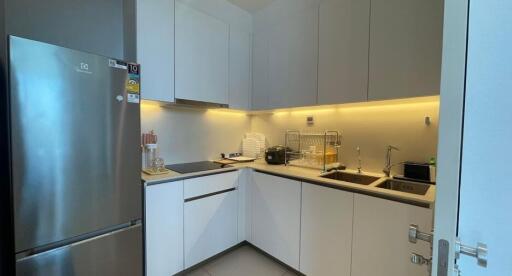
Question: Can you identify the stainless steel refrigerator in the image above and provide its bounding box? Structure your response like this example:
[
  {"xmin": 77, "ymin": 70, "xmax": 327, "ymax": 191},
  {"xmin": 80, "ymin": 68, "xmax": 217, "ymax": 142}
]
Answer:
[{"xmin": 9, "ymin": 36, "xmax": 143, "ymax": 275}]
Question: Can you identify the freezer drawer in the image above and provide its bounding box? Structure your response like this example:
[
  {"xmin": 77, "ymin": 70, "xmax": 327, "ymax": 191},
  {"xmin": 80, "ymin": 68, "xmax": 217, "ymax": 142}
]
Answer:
[{"xmin": 16, "ymin": 224, "xmax": 142, "ymax": 276}]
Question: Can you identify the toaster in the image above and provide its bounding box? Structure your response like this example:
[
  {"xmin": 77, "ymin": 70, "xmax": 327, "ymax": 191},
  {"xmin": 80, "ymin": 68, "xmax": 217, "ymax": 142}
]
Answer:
[{"xmin": 265, "ymin": 146, "xmax": 287, "ymax": 165}]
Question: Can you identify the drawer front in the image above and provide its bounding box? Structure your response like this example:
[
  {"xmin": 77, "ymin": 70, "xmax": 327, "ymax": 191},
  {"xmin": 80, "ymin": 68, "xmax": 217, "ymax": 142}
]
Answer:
[
  {"xmin": 184, "ymin": 190, "xmax": 238, "ymax": 268},
  {"xmin": 184, "ymin": 171, "xmax": 238, "ymax": 199}
]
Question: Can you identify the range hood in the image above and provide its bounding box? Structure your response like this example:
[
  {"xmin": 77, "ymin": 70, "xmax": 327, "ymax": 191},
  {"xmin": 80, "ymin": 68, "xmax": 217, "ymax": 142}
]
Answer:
[{"xmin": 175, "ymin": 98, "xmax": 229, "ymax": 109}]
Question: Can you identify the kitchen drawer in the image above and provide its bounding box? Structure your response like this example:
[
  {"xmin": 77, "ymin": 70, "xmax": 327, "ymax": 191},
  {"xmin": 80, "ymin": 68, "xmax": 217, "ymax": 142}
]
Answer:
[
  {"xmin": 184, "ymin": 189, "xmax": 238, "ymax": 268},
  {"xmin": 184, "ymin": 171, "xmax": 238, "ymax": 199}
]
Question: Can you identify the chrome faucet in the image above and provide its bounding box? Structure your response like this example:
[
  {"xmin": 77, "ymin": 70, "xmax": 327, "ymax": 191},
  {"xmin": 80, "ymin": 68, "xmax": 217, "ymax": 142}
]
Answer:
[{"xmin": 383, "ymin": 145, "xmax": 400, "ymax": 177}]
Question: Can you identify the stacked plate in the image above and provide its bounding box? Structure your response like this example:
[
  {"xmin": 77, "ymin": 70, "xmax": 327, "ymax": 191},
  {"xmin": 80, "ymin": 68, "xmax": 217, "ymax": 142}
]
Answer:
[{"xmin": 242, "ymin": 133, "xmax": 266, "ymax": 158}]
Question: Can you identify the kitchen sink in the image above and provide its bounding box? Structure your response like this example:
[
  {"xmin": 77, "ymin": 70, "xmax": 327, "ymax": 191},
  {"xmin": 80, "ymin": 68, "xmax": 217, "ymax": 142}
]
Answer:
[
  {"xmin": 376, "ymin": 179, "xmax": 431, "ymax": 195},
  {"xmin": 320, "ymin": 171, "xmax": 380, "ymax": 185}
]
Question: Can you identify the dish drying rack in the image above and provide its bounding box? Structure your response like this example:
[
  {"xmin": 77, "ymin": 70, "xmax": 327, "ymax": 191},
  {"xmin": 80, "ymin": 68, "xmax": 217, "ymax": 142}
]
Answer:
[{"xmin": 285, "ymin": 130, "xmax": 341, "ymax": 172}]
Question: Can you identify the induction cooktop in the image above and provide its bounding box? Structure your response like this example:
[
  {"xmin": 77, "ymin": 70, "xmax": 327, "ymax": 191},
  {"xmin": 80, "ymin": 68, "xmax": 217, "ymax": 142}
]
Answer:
[{"xmin": 165, "ymin": 161, "xmax": 232, "ymax": 174}]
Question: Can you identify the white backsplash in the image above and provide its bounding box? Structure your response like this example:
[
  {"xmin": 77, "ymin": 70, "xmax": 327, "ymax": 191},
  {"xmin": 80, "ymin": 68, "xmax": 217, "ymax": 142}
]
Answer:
[
  {"xmin": 141, "ymin": 104, "xmax": 251, "ymax": 165},
  {"xmin": 142, "ymin": 98, "xmax": 439, "ymax": 175},
  {"xmin": 250, "ymin": 99, "xmax": 440, "ymax": 175}
]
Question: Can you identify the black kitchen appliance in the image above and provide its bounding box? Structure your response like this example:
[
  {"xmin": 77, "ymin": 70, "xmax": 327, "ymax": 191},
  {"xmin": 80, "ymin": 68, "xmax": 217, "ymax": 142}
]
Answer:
[
  {"xmin": 265, "ymin": 146, "xmax": 287, "ymax": 165},
  {"xmin": 165, "ymin": 161, "xmax": 232, "ymax": 174},
  {"xmin": 403, "ymin": 162, "xmax": 433, "ymax": 183}
]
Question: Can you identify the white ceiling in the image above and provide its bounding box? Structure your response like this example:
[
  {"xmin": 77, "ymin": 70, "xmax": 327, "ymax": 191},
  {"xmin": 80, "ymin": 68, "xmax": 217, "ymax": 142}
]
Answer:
[{"xmin": 227, "ymin": 0, "xmax": 275, "ymax": 13}]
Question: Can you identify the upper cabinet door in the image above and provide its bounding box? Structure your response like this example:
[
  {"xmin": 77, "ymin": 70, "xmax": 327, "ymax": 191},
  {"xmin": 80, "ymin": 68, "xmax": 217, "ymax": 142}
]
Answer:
[
  {"xmin": 252, "ymin": 0, "xmax": 318, "ymax": 109},
  {"xmin": 251, "ymin": 30, "xmax": 270, "ymax": 110},
  {"xmin": 229, "ymin": 29, "xmax": 252, "ymax": 110},
  {"xmin": 268, "ymin": 4, "xmax": 318, "ymax": 109},
  {"xmin": 175, "ymin": 1, "xmax": 229, "ymax": 105},
  {"xmin": 137, "ymin": 0, "xmax": 175, "ymax": 102},
  {"xmin": 368, "ymin": 0, "xmax": 444, "ymax": 101},
  {"xmin": 317, "ymin": 0, "xmax": 370, "ymax": 105}
]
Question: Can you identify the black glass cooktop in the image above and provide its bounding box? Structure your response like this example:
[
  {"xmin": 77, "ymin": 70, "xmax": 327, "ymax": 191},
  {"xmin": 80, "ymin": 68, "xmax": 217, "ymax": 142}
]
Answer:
[{"xmin": 165, "ymin": 161, "xmax": 232, "ymax": 174}]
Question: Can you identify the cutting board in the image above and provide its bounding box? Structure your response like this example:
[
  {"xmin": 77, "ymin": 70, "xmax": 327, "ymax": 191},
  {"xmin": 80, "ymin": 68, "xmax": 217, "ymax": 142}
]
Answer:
[{"xmin": 227, "ymin": 156, "xmax": 256, "ymax": 162}]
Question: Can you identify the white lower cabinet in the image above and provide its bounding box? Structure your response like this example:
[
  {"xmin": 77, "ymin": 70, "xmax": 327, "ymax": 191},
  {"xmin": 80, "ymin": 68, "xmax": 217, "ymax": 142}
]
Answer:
[
  {"xmin": 145, "ymin": 171, "xmax": 434, "ymax": 276},
  {"xmin": 251, "ymin": 172, "xmax": 301, "ymax": 270},
  {"xmin": 145, "ymin": 181, "xmax": 184, "ymax": 276},
  {"xmin": 237, "ymin": 169, "xmax": 252, "ymax": 243},
  {"xmin": 184, "ymin": 189, "xmax": 238, "ymax": 268},
  {"xmin": 300, "ymin": 184, "xmax": 354, "ymax": 276},
  {"xmin": 351, "ymin": 194, "xmax": 433, "ymax": 276}
]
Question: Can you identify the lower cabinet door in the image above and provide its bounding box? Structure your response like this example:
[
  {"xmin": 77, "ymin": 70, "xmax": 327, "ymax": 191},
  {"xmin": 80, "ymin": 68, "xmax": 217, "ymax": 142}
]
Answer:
[
  {"xmin": 351, "ymin": 194, "xmax": 433, "ymax": 276},
  {"xmin": 184, "ymin": 190, "xmax": 238, "ymax": 268},
  {"xmin": 251, "ymin": 172, "xmax": 301, "ymax": 270},
  {"xmin": 300, "ymin": 184, "xmax": 354, "ymax": 276},
  {"xmin": 145, "ymin": 181, "xmax": 184, "ymax": 276}
]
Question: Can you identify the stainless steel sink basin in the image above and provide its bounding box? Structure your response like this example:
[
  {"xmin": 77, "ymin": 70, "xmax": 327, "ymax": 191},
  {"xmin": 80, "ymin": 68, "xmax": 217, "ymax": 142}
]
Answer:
[
  {"xmin": 320, "ymin": 171, "xmax": 380, "ymax": 185},
  {"xmin": 376, "ymin": 179, "xmax": 431, "ymax": 195}
]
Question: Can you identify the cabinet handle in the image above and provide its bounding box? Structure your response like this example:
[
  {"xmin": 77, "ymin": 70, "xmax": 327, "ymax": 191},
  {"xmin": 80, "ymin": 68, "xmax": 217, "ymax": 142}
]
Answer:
[{"xmin": 184, "ymin": 187, "xmax": 236, "ymax": 202}]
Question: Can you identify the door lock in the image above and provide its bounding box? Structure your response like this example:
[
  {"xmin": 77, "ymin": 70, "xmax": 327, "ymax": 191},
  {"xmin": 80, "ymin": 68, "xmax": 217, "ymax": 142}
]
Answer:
[
  {"xmin": 455, "ymin": 239, "xmax": 488, "ymax": 268},
  {"xmin": 411, "ymin": 253, "xmax": 431, "ymax": 266}
]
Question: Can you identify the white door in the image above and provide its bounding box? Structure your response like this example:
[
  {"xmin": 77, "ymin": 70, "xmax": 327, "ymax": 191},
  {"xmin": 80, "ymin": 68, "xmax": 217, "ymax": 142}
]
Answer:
[
  {"xmin": 145, "ymin": 182, "xmax": 184, "ymax": 276},
  {"xmin": 433, "ymin": 0, "xmax": 512, "ymax": 275},
  {"xmin": 300, "ymin": 184, "xmax": 353, "ymax": 276},
  {"xmin": 251, "ymin": 172, "xmax": 301, "ymax": 270},
  {"xmin": 352, "ymin": 195, "xmax": 432, "ymax": 276}
]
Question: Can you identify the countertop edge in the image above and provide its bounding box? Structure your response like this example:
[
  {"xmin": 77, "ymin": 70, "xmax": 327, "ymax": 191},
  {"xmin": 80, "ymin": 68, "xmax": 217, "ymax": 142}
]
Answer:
[{"xmin": 142, "ymin": 163, "xmax": 435, "ymax": 208}]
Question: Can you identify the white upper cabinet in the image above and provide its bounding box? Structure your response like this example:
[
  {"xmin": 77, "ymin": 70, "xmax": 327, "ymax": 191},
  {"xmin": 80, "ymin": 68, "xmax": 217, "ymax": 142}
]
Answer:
[
  {"xmin": 317, "ymin": 0, "xmax": 370, "ymax": 105},
  {"xmin": 175, "ymin": 1, "xmax": 229, "ymax": 105},
  {"xmin": 368, "ymin": 0, "xmax": 444, "ymax": 101},
  {"xmin": 252, "ymin": 0, "xmax": 318, "ymax": 109},
  {"xmin": 251, "ymin": 30, "xmax": 270, "ymax": 110},
  {"xmin": 136, "ymin": 0, "xmax": 175, "ymax": 103},
  {"xmin": 229, "ymin": 29, "xmax": 252, "ymax": 110}
]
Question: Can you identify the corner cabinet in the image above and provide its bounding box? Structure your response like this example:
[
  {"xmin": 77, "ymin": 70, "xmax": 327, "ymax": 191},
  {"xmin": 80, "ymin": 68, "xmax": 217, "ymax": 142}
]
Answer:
[
  {"xmin": 250, "ymin": 172, "xmax": 301, "ymax": 270},
  {"xmin": 300, "ymin": 184, "xmax": 354, "ymax": 276},
  {"xmin": 136, "ymin": 0, "xmax": 175, "ymax": 103},
  {"xmin": 229, "ymin": 29, "xmax": 252, "ymax": 110},
  {"xmin": 351, "ymin": 194, "xmax": 433, "ymax": 276},
  {"xmin": 145, "ymin": 181, "xmax": 184, "ymax": 276},
  {"xmin": 368, "ymin": 0, "xmax": 444, "ymax": 101}
]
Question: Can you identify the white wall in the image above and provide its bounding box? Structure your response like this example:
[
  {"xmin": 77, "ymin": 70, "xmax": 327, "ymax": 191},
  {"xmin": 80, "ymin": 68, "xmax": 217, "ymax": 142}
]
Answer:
[
  {"xmin": 141, "ymin": 104, "xmax": 251, "ymax": 164},
  {"xmin": 251, "ymin": 98, "xmax": 439, "ymax": 174}
]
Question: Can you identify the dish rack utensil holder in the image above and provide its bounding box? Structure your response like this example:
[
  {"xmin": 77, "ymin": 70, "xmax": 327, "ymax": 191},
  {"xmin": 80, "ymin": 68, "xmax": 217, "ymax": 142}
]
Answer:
[{"xmin": 285, "ymin": 130, "xmax": 341, "ymax": 172}]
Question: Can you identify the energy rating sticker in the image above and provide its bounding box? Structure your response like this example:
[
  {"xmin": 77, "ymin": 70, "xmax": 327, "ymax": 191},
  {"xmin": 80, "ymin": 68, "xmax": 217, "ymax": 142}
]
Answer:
[{"xmin": 126, "ymin": 63, "xmax": 140, "ymax": 103}]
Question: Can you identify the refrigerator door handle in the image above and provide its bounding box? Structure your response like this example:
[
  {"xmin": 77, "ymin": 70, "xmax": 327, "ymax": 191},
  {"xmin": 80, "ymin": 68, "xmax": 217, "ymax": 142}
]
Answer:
[{"xmin": 16, "ymin": 222, "xmax": 141, "ymax": 261}]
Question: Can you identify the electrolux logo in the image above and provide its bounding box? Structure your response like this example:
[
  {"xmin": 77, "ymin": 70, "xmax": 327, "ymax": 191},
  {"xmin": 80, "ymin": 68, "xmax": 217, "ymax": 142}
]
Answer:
[{"xmin": 75, "ymin": 62, "xmax": 92, "ymax": 74}]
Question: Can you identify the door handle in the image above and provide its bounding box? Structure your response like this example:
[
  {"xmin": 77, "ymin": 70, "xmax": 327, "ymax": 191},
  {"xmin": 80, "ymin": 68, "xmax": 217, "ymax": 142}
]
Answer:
[
  {"xmin": 455, "ymin": 239, "xmax": 488, "ymax": 268},
  {"xmin": 409, "ymin": 224, "xmax": 433, "ymax": 244}
]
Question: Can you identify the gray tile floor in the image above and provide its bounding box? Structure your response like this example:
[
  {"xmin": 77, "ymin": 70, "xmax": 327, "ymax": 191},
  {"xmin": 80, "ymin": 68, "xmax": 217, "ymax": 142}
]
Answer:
[{"xmin": 185, "ymin": 245, "xmax": 299, "ymax": 276}]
